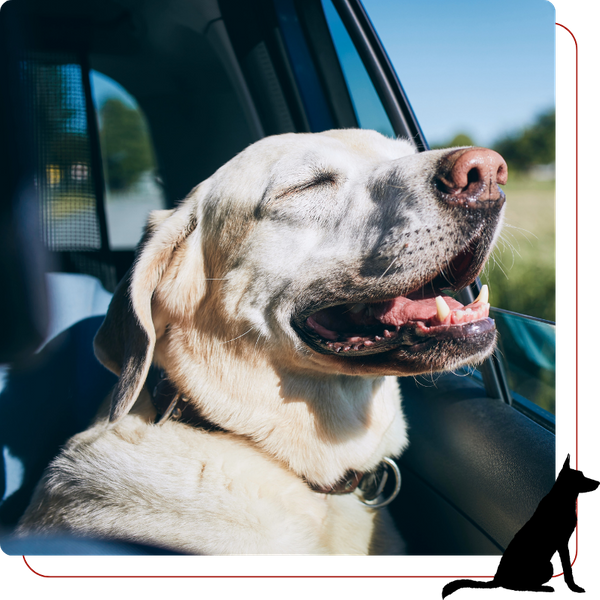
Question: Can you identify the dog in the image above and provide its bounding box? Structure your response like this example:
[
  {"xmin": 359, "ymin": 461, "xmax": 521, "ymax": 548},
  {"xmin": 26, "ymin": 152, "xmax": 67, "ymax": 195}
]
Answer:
[{"xmin": 17, "ymin": 129, "xmax": 507, "ymax": 554}]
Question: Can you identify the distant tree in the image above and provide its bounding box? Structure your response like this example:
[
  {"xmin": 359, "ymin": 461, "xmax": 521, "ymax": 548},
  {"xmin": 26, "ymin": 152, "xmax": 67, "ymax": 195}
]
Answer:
[
  {"xmin": 447, "ymin": 133, "xmax": 476, "ymax": 148},
  {"xmin": 493, "ymin": 109, "xmax": 555, "ymax": 173},
  {"xmin": 430, "ymin": 132, "xmax": 476, "ymax": 149},
  {"xmin": 99, "ymin": 98, "xmax": 154, "ymax": 191}
]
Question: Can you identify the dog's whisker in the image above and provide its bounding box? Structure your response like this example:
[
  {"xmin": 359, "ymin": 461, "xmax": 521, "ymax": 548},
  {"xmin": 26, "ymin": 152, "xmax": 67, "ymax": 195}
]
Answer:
[
  {"xmin": 498, "ymin": 233, "xmax": 524, "ymax": 256},
  {"xmin": 413, "ymin": 369, "xmax": 441, "ymax": 388},
  {"xmin": 494, "ymin": 227, "xmax": 537, "ymax": 268},
  {"xmin": 493, "ymin": 339, "xmax": 507, "ymax": 363},
  {"xmin": 494, "ymin": 255, "xmax": 511, "ymax": 280},
  {"xmin": 220, "ymin": 327, "xmax": 255, "ymax": 344},
  {"xmin": 486, "ymin": 246, "xmax": 514, "ymax": 268},
  {"xmin": 503, "ymin": 222, "xmax": 538, "ymax": 241},
  {"xmin": 378, "ymin": 257, "xmax": 398, "ymax": 281},
  {"xmin": 449, "ymin": 365, "xmax": 475, "ymax": 378},
  {"xmin": 486, "ymin": 249, "xmax": 511, "ymax": 280},
  {"xmin": 495, "ymin": 233, "xmax": 508, "ymax": 250},
  {"xmin": 253, "ymin": 332, "xmax": 268, "ymax": 352},
  {"xmin": 412, "ymin": 375, "xmax": 434, "ymax": 389}
]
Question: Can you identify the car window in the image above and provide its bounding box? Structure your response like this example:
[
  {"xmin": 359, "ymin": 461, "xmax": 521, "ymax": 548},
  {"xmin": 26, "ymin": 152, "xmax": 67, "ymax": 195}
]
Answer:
[
  {"xmin": 90, "ymin": 71, "xmax": 167, "ymax": 251},
  {"xmin": 19, "ymin": 53, "xmax": 103, "ymax": 252},
  {"xmin": 457, "ymin": 307, "xmax": 555, "ymax": 415},
  {"xmin": 319, "ymin": 0, "xmax": 555, "ymax": 421},
  {"xmin": 320, "ymin": 0, "xmax": 394, "ymax": 138}
]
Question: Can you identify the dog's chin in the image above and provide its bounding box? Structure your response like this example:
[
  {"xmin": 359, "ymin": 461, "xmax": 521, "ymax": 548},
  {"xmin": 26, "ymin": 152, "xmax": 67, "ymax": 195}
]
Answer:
[{"xmin": 351, "ymin": 326, "xmax": 497, "ymax": 376}]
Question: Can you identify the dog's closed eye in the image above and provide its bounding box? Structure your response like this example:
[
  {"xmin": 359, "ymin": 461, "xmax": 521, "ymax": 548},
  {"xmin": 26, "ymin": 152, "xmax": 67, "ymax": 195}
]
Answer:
[{"xmin": 274, "ymin": 171, "xmax": 338, "ymax": 201}]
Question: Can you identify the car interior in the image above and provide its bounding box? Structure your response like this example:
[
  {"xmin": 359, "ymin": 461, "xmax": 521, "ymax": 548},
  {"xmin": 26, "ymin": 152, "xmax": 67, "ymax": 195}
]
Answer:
[{"xmin": 0, "ymin": 0, "xmax": 555, "ymax": 555}]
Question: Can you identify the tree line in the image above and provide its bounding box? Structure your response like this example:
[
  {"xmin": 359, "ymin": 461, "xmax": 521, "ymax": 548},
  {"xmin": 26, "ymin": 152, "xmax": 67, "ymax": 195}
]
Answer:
[{"xmin": 432, "ymin": 108, "xmax": 555, "ymax": 175}]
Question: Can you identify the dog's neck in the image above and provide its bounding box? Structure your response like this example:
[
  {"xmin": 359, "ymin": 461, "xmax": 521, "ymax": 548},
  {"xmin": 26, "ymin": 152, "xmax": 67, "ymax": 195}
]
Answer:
[{"xmin": 153, "ymin": 328, "xmax": 408, "ymax": 488}]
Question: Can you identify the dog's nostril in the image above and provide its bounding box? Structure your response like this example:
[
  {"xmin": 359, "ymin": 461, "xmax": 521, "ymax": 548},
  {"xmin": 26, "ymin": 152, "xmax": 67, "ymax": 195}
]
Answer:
[
  {"xmin": 496, "ymin": 162, "xmax": 508, "ymax": 186},
  {"xmin": 467, "ymin": 167, "xmax": 481, "ymax": 185},
  {"xmin": 437, "ymin": 147, "xmax": 508, "ymax": 205}
]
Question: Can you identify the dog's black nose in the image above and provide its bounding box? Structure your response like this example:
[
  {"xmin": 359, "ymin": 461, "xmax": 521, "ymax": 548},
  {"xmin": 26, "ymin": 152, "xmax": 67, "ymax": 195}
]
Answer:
[{"xmin": 435, "ymin": 148, "xmax": 508, "ymax": 208}]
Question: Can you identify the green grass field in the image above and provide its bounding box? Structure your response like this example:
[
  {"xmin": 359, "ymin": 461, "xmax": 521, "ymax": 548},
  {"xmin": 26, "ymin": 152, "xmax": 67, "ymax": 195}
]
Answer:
[{"xmin": 481, "ymin": 175, "xmax": 555, "ymax": 322}]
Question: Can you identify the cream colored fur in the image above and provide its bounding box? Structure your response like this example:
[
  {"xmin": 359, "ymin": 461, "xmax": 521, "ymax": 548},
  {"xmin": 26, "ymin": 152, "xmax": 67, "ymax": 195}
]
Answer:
[{"xmin": 18, "ymin": 129, "xmax": 501, "ymax": 554}]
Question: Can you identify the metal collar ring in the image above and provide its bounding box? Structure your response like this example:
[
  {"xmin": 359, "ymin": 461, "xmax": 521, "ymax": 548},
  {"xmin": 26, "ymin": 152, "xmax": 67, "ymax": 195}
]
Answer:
[{"xmin": 357, "ymin": 457, "xmax": 401, "ymax": 509}]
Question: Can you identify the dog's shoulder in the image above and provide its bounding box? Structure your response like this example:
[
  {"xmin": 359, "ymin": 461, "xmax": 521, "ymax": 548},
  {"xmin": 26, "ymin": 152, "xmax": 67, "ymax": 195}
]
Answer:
[{"xmin": 18, "ymin": 400, "xmax": 374, "ymax": 554}]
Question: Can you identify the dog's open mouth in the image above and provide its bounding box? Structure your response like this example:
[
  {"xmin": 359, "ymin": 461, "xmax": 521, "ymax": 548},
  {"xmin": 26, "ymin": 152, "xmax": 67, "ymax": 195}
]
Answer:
[
  {"xmin": 294, "ymin": 244, "xmax": 495, "ymax": 357},
  {"xmin": 304, "ymin": 291, "xmax": 492, "ymax": 355}
]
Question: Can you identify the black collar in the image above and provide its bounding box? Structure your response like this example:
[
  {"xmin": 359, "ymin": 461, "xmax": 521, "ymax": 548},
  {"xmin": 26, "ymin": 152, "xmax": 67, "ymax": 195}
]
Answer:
[
  {"xmin": 145, "ymin": 367, "xmax": 400, "ymax": 503},
  {"xmin": 147, "ymin": 367, "xmax": 223, "ymax": 431}
]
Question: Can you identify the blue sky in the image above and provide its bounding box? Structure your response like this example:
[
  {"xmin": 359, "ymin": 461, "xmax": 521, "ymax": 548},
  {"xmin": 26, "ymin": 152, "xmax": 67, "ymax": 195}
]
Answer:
[
  {"xmin": 90, "ymin": 71, "xmax": 137, "ymax": 112},
  {"xmin": 362, "ymin": 0, "xmax": 555, "ymax": 147}
]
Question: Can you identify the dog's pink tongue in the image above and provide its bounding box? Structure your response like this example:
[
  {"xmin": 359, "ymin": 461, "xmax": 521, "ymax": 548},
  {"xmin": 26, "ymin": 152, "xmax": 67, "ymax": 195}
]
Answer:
[{"xmin": 373, "ymin": 296, "xmax": 464, "ymax": 326}]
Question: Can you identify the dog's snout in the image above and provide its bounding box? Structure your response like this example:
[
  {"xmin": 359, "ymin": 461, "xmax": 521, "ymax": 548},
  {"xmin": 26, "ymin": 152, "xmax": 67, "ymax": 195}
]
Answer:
[{"xmin": 435, "ymin": 148, "xmax": 508, "ymax": 208}]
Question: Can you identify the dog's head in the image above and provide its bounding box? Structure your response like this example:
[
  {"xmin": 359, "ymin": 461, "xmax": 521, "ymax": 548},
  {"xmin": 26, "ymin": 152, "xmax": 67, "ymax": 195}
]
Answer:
[{"xmin": 95, "ymin": 129, "xmax": 507, "ymax": 422}]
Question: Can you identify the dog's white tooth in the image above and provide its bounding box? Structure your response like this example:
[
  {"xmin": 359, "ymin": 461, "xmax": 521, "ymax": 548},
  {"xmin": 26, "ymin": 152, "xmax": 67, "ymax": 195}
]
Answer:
[
  {"xmin": 474, "ymin": 284, "xmax": 489, "ymax": 304},
  {"xmin": 375, "ymin": 336, "xmax": 383, "ymax": 342},
  {"xmin": 349, "ymin": 303, "xmax": 366, "ymax": 314},
  {"xmin": 435, "ymin": 296, "xmax": 451, "ymax": 322},
  {"xmin": 383, "ymin": 329, "xmax": 392, "ymax": 338}
]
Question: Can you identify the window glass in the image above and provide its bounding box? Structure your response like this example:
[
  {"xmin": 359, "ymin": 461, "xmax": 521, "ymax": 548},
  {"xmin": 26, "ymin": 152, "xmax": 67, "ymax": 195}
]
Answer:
[
  {"xmin": 492, "ymin": 309, "xmax": 555, "ymax": 414},
  {"xmin": 90, "ymin": 71, "xmax": 166, "ymax": 250},
  {"xmin": 321, "ymin": 0, "xmax": 394, "ymax": 138},
  {"xmin": 459, "ymin": 308, "xmax": 555, "ymax": 418}
]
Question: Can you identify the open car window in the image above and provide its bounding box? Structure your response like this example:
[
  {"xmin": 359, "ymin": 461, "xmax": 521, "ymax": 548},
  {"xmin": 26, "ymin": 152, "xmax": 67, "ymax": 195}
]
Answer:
[{"xmin": 325, "ymin": 0, "xmax": 556, "ymax": 422}]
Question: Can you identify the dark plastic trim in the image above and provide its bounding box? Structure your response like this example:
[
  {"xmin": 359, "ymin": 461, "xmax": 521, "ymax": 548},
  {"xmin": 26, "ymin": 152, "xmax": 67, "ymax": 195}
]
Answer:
[{"xmin": 394, "ymin": 373, "xmax": 555, "ymax": 554}]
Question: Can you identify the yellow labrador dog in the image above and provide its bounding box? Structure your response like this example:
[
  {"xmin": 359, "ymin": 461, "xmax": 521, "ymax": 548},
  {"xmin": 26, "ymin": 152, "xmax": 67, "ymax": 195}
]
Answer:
[{"xmin": 18, "ymin": 129, "xmax": 507, "ymax": 554}]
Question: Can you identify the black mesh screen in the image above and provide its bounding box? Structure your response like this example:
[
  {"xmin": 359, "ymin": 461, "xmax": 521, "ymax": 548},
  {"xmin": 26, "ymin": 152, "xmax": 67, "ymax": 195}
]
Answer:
[
  {"xmin": 13, "ymin": 49, "xmax": 117, "ymax": 291},
  {"xmin": 19, "ymin": 52, "xmax": 102, "ymax": 251}
]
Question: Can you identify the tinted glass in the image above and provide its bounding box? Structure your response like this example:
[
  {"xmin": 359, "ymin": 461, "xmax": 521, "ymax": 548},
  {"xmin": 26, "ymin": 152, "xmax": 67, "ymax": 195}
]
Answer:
[{"xmin": 321, "ymin": 0, "xmax": 394, "ymax": 138}]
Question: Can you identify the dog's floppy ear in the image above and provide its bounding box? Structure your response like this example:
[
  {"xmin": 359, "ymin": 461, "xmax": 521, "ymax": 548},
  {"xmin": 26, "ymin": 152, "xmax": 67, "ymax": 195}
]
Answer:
[{"xmin": 94, "ymin": 199, "xmax": 200, "ymax": 423}]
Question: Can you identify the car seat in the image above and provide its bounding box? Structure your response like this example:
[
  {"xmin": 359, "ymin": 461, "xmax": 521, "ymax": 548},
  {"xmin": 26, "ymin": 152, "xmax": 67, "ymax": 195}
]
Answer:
[{"xmin": 0, "ymin": 274, "xmax": 113, "ymax": 533}]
